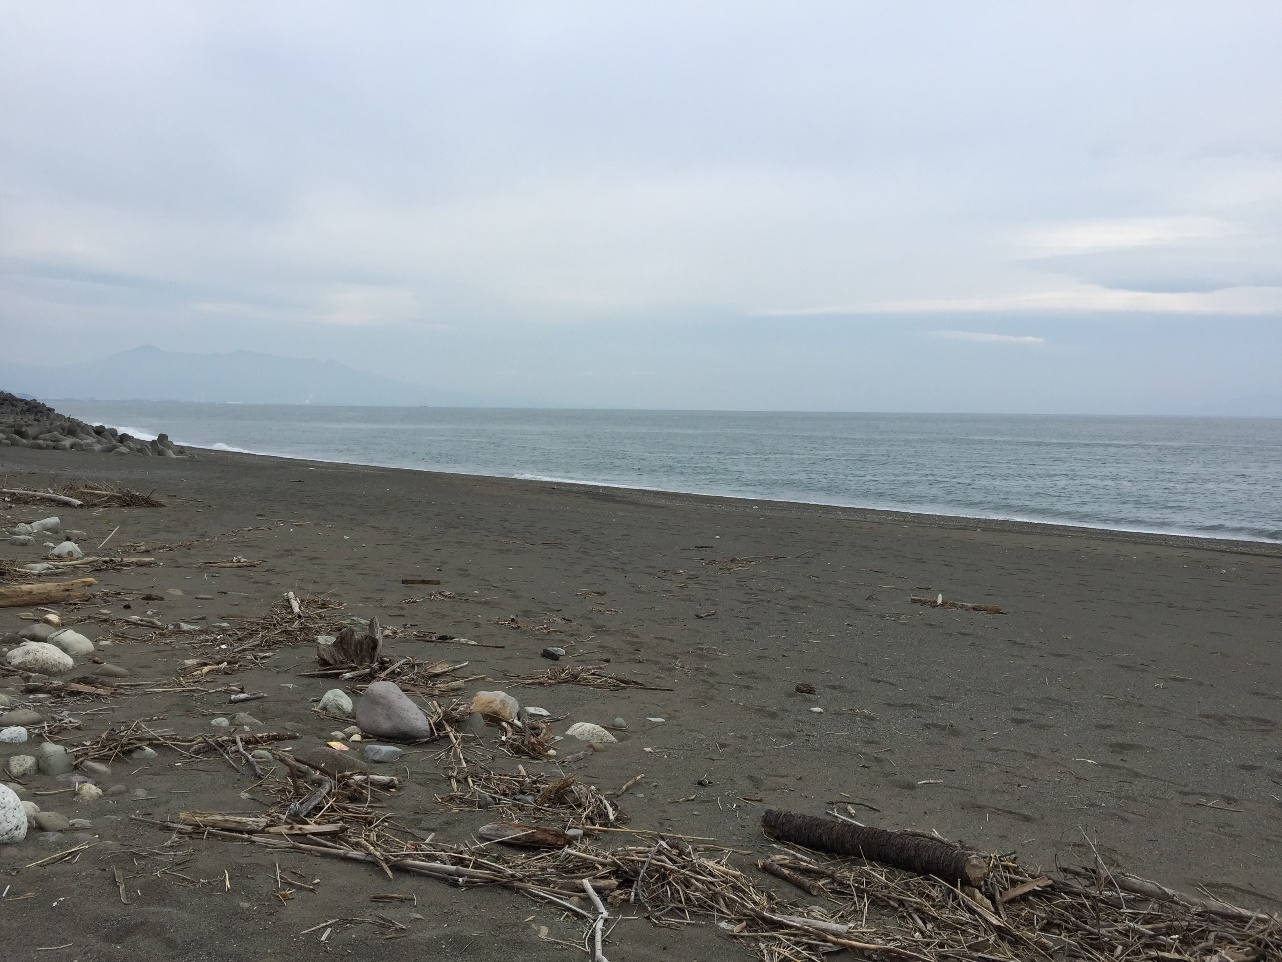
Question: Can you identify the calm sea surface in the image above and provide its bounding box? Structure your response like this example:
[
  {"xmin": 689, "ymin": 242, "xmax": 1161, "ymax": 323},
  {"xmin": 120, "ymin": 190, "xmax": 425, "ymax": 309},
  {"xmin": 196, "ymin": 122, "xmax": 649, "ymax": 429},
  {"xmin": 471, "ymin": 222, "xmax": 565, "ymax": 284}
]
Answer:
[{"xmin": 49, "ymin": 402, "xmax": 1282, "ymax": 543}]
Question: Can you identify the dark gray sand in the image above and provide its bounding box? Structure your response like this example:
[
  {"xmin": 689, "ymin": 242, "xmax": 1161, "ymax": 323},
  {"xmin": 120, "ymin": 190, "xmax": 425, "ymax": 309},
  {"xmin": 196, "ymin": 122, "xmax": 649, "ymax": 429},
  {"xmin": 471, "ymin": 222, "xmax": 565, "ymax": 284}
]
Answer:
[{"xmin": 1, "ymin": 447, "xmax": 1279, "ymax": 960}]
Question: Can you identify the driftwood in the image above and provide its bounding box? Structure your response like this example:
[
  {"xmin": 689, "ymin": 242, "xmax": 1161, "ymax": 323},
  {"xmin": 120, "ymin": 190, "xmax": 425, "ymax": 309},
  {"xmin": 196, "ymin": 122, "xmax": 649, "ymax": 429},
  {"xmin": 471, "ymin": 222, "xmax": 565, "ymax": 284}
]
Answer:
[
  {"xmin": 2, "ymin": 488, "xmax": 83, "ymax": 507},
  {"xmin": 477, "ymin": 822, "xmax": 577, "ymax": 849},
  {"xmin": 0, "ymin": 577, "xmax": 96, "ymax": 608},
  {"xmin": 401, "ymin": 577, "xmax": 442, "ymax": 585},
  {"xmin": 316, "ymin": 622, "xmax": 383, "ymax": 669},
  {"xmin": 175, "ymin": 812, "xmax": 269, "ymax": 832},
  {"xmin": 911, "ymin": 595, "xmax": 1004, "ymax": 614},
  {"xmin": 762, "ymin": 810, "xmax": 988, "ymax": 886}
]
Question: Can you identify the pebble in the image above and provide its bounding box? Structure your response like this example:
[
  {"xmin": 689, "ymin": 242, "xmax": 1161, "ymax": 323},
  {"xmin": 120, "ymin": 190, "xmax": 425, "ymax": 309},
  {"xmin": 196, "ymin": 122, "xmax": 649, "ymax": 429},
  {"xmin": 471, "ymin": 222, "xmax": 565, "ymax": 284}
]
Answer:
[
  {"xmin": 476, "ymin": 792, "xmax": 496, "ymax": 809},
  {"xmin": 295, "ymin": 745, "xmax": 370, "ymax": 777},
  {"xmin": 511, "ymin": 793, "xmax": 535, "ymax": 805},
  {"xmin": 646, "ymin": 717, "xmax": 666, "ymax": 723},
  {"xmin": 1, "ymin": 707, "xmax": 44, "ymax": 726},
  {"xmin": 0, "ymin": 694, "xmax": 14, "ymax": 709},
  {"xmin": 250, "ymin": 750, "xmax": 273, "ymax": 764},
  {"xmin": 41, "ymin": 613, "xmax": 62, "ymax": 627},
  {"xmin": 362, "ymin": 744, "xmax": 403, "ymax": 764},
  {"xmin": 167, "ymin": 588, "xmax": 184, "ymax": 596},
  {"xmin": 131, "ymin": 747, "xmax": 158, "ymax": 760},
  {"xmin": 809, "ymin": 707, "xmax": 824, "ymax": 714},
  {"xmin": 37, "ymin": 742, "xmax": 73, "ymax": 776},
  {"xmin": 67, "ymin": 529, "xmax": 87, "ymax": 540},
  {"xmin": 522, "ymin": 706, "xmax": 551, "ymax": 718},
  {"xmin": 3, "ymin": 781, "xmax": 27, "ymax": 799},
  {"xmin": 566, "ymin": 722, "xmax": 617, "ymax": 743},
  {"xmin": 612, "ymin": 717, "xmax": 628, "ymax": 730},
  {"xmin": 0, "ymin": 784, "xmax": 25, "ymax": 843},
  {"xmin": 6, "ymin": 755, "xmax": 38, "ymax": 778},
  {"xmin": 67, "ymin": 818, "xmax": 93, "ymax": 830},
  {"xmin": 541, "ymin": 646, "xmax": 565, "ymax": 660},
  {"xmin": 195, "ymin": 594, "xmax": 215, "ymax": 600},
  {"xmin": 318, "ymin": 689, "xmax": 353, "ymax": 716},
  {"xmin": 33, "ymin": 811, "xmax": 70, "ymax": 832},
  {"xmin": 210, "ymin": 717, "xmax": 231, "ymax": 728}
]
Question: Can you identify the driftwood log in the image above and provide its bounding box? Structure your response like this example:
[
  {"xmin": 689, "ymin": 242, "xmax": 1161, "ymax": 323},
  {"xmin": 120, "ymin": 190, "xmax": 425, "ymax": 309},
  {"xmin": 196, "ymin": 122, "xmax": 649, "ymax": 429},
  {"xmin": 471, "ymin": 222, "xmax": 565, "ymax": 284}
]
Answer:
[
  {"xmin": 762, "ymin": 809, "xmax": 988, "ymax": 886},
  {"xmin": 2, "ymin": 488, "xmax": 84, "ymax": 507},
  {"xmin": 478, "ymin": 822, "xmax": 577, "ymax": 849},
  {"xmin": 0, "ymin": 578, "xmax": 97, "ymax": 608},
  {"xmin": 316, "ymin": 620, "xmax": 383, "ymax": 669},
  {"xmin": 910, "ymin": 595, "xmax": 1004, "ymax": 614}
]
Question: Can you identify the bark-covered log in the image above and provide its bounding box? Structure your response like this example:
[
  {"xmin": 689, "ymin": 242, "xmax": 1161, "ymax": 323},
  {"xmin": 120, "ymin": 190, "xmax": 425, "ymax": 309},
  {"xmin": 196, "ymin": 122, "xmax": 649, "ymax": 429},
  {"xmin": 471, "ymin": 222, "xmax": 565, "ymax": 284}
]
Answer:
[
  {"xmin": 0, "ymin": 578, "xmax": 96, "ymax": 608},
  {"xmin": 761, "ymin": 809, "xmax": 988, "ymax": 885}
]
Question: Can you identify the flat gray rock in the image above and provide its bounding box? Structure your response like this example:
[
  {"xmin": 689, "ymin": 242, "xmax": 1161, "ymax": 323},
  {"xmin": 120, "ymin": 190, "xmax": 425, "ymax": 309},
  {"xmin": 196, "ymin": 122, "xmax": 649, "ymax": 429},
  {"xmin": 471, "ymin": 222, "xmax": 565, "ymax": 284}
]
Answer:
[
  {"xmin": 355, "ymin": 681, "xmax": 435, "ymax": 742},
  {"xmin": 33, "ymin": 811, "xmax": 70, "ymax": 832},
  {"xmin": 17, "ymin": 623, "xmax": 56, "ymax": 643},
  {"xmin": 0, "ymin": 708, "xmax": 43, "ymax": 727},
  {"xmin": 361, "ymin": 744, "xmax": 403, "ymax": 764}
]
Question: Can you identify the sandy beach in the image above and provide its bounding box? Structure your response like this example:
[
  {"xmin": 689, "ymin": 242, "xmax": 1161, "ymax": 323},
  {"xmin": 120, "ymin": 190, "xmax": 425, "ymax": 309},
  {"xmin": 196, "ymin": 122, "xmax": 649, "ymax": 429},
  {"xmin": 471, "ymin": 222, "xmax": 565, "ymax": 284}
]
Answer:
[{"xmin": 1, "ymin": 445, "xmax": 1279, "ymax": 961}]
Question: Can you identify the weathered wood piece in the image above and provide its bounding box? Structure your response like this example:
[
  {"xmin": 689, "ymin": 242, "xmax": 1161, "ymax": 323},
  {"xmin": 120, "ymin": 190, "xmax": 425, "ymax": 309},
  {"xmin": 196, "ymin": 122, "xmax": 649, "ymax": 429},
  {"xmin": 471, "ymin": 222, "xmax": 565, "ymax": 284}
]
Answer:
[
  {"xmin": 316, "ymin": 623, "xmax": 382, "ymax": 669},
  {"xmin": 761, "ymin": 809, "xmax": 988, "ymax": 885},
  {"xmin": 2, "ymin": 488, "xmax": 83, "ymax": 507},
  {"xmin": 175, "ymin": 812, "xmax": 269, "ymax": 832},
  {"xmin": 477, "ymin": 822, "xmax": 576, "ymax": 849},
  {"xmin": 0, "ymin": 578, "xmax": 97, "ymax": 608},
  {"xmin": 910, "ymin": 595, "xmax": 1004, "ymax": 614}
]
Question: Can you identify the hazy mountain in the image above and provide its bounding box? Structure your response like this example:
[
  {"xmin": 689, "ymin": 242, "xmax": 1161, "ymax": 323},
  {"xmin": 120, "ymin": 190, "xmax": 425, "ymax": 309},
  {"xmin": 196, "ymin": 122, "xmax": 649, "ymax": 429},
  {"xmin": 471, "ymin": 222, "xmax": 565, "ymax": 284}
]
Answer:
[{"xmin": 0, "ymin": 345, "xmax": 493, "ymax": 406}]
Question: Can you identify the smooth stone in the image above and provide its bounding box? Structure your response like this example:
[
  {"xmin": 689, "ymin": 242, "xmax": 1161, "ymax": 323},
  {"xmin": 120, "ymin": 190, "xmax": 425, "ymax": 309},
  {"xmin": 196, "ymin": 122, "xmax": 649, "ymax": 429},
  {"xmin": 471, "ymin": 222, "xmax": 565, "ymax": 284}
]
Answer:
[
  {"xmin": 511, "ymin": 793, "xmax": 535, "ymax": 804},
  {"xmin": 0, "ymin": 694, "xmax": 14, "ymax": 709},
  {"xmin": 37, "ymin": 743, "xmax": 73, "ymax": 776},
  {"xmin": 80, "ymin": 760, "xmax": 111, "ymax": 777},
  {"xmin": 295, "ymin": 745, "xmax": 370, "ymax": 777},
  {"xmin": 93, "ymin": 664, "xmax": 130, "ymax": 678},
  {"xmin": 4, "ymin": 782, "xmax": 27, "ymax": 798},
  {"xmin": 7, "ymin": 642, "xmax": 74, "ymax": 676},
  {"xmin": 231, "ymin": 713, "xmax": 261, "ymax": 727},
  {"xmin": 166, "ymin": 588, "xmax": 184, "ymax": 596},
  {"xmin": 355, "ymin": 681, "xmax": 435, "ymax": 742},
  {"xmin": 210, "ymin": 717, "xmax": 231, "ymax": 728},
  {"xmin": 470, "ymin": 690, "xmax": 519, "ymax": 725},
  {"xmin": 66, "ymin": 530, "xmax": 87, "ymax": 540},
  {"xmin": 565, "ymin": 722, "xmax": 617, "ymax": 743},
  {"xmin": 0, "ymin": 708, "xmax": 43, "ymax": 727},
  {"xmin": 8, "ymin": 535, "xmax": 33, "ymax": 546},
  {"xmin": 11, "ymin": 523, "xmax": 32, "ymax": 536},
  {"xmin": 645, "ymin": 717, "xmax": 666, "ymax": 723},
  {"xmin": 33, "ymin": 811, "xmax": 70, "ymax": 832},
  {"xmin": 29, "ymin": 517, "xmax": 60, "ymax": 534},
  {"xmin": 318, "ymin": 689, "xmax": 353, "ymax": 716},
  {"xmin": 361, "ymin": 744, "xmax": 403, "ymax": 764},
  {"xmin": 17, "ymin": 623, "xmax": 56, "ymax": 643},
  {"xmin": 67, "ymin": 818, "xmax": 93, "ymax": 830},
  {"xmin": 48, "ymin": 629, "xmax": 94, "ymax": 657},
  {"xmin": 0, "ymin": 726, "xmax": 29, "ymax": 744},
  {"xmin": 0, "ymin": 784, "xmax": 26, "ymax": 843},
  {"xmin": 6, "ymin": 755, "xmax": 37, "ymax": 778},
  {"xmin": 522, "ymin": 706, "xmax": 551, "ymax": 718},
  {"xmin": 131, "ymin": 746, "xmax": 158, "ymax": 760},
  {"xmin": 476, "ymin": 791, "xmax": 496, "ymax": 809},
  {"xmin": 106, "ymin": 785, "xmax": 128, "ymax": 797},
  {"xmin": 612, "ymin": 717, "xmax": 628, "ymax": 730},
  {"xmin": 24, "ymin": 800, "xmax": 41, "ymax": 825},
  {"xmin": 541, "ymin": 646, "xmax": 565, "ymax": 660},
  {"xmin": 249, "ymin": 750, "xmax": 273, "ymax": 764},
  {"xmin": 76, "ymin": 782, "xmax": 103, "ymax": 801},
  {"xmin": 809, "ymin": 707, "xmax": 824, "ymax": 714}
]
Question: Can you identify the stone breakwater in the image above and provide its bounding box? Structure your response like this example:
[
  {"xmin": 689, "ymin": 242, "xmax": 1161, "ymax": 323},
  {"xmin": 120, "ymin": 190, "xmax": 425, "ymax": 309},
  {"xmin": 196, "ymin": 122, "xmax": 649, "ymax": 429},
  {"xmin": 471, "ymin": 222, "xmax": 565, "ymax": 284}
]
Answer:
[{"xmin": 0, "ymin": 391, "xmax": 189, "ymax": 458}]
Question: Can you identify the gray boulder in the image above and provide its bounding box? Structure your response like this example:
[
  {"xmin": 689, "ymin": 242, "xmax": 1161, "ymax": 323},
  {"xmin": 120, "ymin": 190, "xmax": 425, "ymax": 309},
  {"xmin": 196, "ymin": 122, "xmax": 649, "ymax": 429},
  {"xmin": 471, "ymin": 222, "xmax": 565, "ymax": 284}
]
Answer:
[
  {"xmin": 37, "ymin": 742, "xmax": 73, "ymax": 776},
  {"xmin": 354, "ymin": 681, "xmax": 435, "ymax": 742},
  {"xmin": 17, "ymin": 623, "xmax": 56, "ymax": 643},
  {"xmin": 318, "ymin": 689, "xmax": 353, "ymax": 716}
]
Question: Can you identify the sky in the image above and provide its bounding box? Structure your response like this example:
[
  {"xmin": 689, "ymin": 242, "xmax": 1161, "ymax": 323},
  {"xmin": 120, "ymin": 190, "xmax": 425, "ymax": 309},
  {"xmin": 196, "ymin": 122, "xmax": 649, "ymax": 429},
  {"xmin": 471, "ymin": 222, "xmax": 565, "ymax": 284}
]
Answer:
[{"xmin": 1, "ymin": 2, "xmax": 1280, "ymax": 413}]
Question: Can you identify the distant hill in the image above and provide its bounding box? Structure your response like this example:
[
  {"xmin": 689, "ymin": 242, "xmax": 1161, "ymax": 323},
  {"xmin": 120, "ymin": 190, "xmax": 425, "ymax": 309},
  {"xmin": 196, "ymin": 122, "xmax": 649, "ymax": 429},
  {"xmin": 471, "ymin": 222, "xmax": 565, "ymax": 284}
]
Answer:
[{"xmin": 0, "ymin": 345, "xmax": 488, "ymax": 406}]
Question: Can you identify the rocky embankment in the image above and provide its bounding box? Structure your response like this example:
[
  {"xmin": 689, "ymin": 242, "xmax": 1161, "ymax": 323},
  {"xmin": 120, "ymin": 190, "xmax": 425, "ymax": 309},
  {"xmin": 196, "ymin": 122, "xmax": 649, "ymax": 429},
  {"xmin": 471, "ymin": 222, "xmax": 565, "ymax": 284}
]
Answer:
[{"xmin": 0, "ymin": 391, "xmax": 188, "ymax": 457}]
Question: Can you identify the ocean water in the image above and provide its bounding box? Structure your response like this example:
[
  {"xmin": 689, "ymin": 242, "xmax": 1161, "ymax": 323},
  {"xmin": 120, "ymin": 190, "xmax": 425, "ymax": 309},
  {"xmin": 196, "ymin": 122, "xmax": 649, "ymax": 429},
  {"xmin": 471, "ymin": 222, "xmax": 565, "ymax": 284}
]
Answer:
[{"xmin": 47, "ymin": 401, "xmax": 1282, "ymax": 543}]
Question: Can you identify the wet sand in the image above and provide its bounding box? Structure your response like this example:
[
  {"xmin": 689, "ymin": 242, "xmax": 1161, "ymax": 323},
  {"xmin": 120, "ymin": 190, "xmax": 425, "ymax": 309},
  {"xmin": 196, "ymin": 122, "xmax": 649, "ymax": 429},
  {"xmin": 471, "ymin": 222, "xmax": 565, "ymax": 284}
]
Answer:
[{"xmin": 1, "ymin": 446, "xmax": 1279, "ymax": 961}]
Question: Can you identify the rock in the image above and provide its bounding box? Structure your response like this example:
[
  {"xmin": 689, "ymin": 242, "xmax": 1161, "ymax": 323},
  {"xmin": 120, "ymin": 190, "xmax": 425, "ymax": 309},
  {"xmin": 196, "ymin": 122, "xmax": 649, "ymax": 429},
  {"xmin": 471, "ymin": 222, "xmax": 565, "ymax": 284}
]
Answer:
[
  {"xmin": 295, "ymin": 745, "xmax": 370, "ymax": 777},
  {"xmin": 67, "ymin": 818, "xmax": 92, "ymax": 830},
  {"xmin": 22, "ymin": 563, "xmax": 56, "ymax": 574},
  {"xmin": 76, "ymin": 782, "xmax": 103, "ymax": 801},
  {"xmin": 7, "ymin": 642, "xmax": 74, "ymax": 676},
  {"xmin": 250, "ymin": 750, "xmax": 273, "ymax": 764},
  {"xmin": 93, "ymin": 664, "xmax": 130, "ymax": 678},
  {"xmin": 645, "ymin": 717, "xmax": 666, "ymax": 723},
  {"xmin": 29, "ymin": 517, "xmax": 60, "ymax": 534},
  {"xmin": 17, "ymin": 623, "xmax": 56, "ymax": 643},
  {"xmin": 809, "ymin": 707, "xmax": 824, "ymax": 714},
  {"xmin": 210, "ymin": 717, "xmax": 230, "ymax": 728},
  {"xmin": 37, "ymin": 742, "xmax": 74, "ymax": 776},
  {"xmin": 565, "ymin": 722, "xmax": 617, "ymax": 743},
  {"xmin": 541, "ymin": 646, "xmax": 565, "ymax": 660},
  {"xmin": 8, "ymin": 535, "xmax": 33, "ymax": 546},
  {"xmin": 23, "ymin": 800, "xmax": 40, "ymax": 825},
  {"xmin": 79, "ymin": 760, "xmax": 111, "ymax": 777},
  {"xmin": 41, "ymin": 613, "xmax": 61, "ymax": 628},
  {"xmin": 106, "ymin": 785, "xmax": 127, "ymax": 797},
  {"xmin": 612, "ymin": 717, "xmax": 628, "ymax": 730},
  {"xmin": 0, "ymin": 694, "xmax": 14, "ymax": 709},
  {"xmin": 361, "ymin": 744, "xmax": 403, "ymax": 764},
  {"xmin": 131, "ymin": 746, "xmax": 158, "ymax": 760},
  {"xmin": 318, "ymin": 689, "xmax": 353, "ymax": 716},
  {"xmin": 48, "ymin": 629, "xmax": 94, "ymax": 657},
  {"xmin": 49, "ymin": 540, "xmax": 84, "ymax": 561},
  {"xmin": 4, "ymin": 782, "xmax": 28, "ymax": 799},
  {"xmin": 67, "ymin": 529, "xmax": 87, "ymax": 540},
  {"xmin": 522, "ymin": 706, "xmax": 551, "ymax": 718},
  {"xmin": 476, "ymin": 791, "xmax": 496, "ymax": 809},
  {"xmin": 0, "ymin": 726, "xmax": 28, "ymax": 744},
  {"xmin": 355, "ymin": 681, "xmax": 435, "ymax": 741},
  {"xmin": 6, "ymin": 755, "xmax": 37, "ymax": 779},
  {"xmin": 0, "ymin": 708, "xmax": 43, "ymax": 727},
  {"xmin": 11, "ymin": 522, "xmax": 32, "ymax": 536},
  {"xmin": 33, "ymin": 811, "xmax": 70, "ymax": 832},
  {"xmin": 0, "ymin": 784, "xmax": 26, "ymax": 843},
  {"xmin": 470, "ymin": 690, "xmax": 520, "ymax": 725},
  {"xmin": 231, "ymin": 713, "xmax": 260, "ymax": 727}
]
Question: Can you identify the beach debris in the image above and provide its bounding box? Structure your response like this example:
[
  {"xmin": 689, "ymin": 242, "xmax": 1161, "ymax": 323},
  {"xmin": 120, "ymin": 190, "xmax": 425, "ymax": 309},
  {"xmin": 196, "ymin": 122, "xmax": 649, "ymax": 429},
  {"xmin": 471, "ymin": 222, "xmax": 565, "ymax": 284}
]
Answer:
[
  {"xmin": 316, "ymin": 622, "xmax": 382, "ymax": 670},
  {"xmin": 478, "ymin": 822, "xmax": 576, "ymax": 849},
  {"xmin": 40, "ymin": 613, "xmax": 61, "ymax": 628},
  {"xmin": 401, "ymin": 577, "xmax": 441, "ymax": 585},
  {"xmin": 28, "ymin": 517, "xmax": 62, "ymax": 534},
  {"xmin": 0, "ymin": 785, "xmax": 26, "ymax": 843},
  {"xmin": 2, "ymin": 488, "xmax": 82, "ymax": 507},
  {"xmin": 911, "ymin": 594, "xmax": 1005, "ymax": 614},
  {"xmin": 509, "ymin": 664, "xmax": 672, "ymax": 692},
  {"xmin": 318, "ymin": 688, "xmax": 354, "ymax": 716},
  {"xmin": 471, "ymin": 690, "xmax": 520, "ymax": 725},
  {"xmin": 761, "ymin": 809, "xmax": 988, "ymax": 885},
  {"xmin": 6, "ymin": 641, "xmax": 75, "ymax": 676},
  {"xmin": 355, "ymin": 681, "xmax": 436, "ymax": 741},
  {"xmin": 794, "ymin": 682, "xmax": 817, "ymax": 694},
  {"xmin": 198, "ymin": 557, "xmax": 261, "ymax": 568},
  {"xmin": 0, "ymin": 578, "xmax": 97, "ymax": 608},
  {"xmin": 565, "ymin": 722, "xmax": 617, "ymax": 743}
]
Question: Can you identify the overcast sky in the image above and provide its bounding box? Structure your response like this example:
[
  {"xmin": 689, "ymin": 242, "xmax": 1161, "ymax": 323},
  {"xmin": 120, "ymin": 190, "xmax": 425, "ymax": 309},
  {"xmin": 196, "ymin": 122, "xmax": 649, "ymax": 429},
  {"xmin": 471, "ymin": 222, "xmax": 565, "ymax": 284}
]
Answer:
[{"xmin": 2, "ymin": 2, "xmax": 1280, "ymax": 412}]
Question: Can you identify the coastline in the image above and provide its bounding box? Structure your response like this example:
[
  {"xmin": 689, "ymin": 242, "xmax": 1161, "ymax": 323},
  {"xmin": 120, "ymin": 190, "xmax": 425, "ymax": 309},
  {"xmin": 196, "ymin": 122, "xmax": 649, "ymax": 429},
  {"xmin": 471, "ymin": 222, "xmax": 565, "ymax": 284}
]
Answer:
[{"xmin": 2, "ymin": 444, "xmax": 1279, "ymax": 959}]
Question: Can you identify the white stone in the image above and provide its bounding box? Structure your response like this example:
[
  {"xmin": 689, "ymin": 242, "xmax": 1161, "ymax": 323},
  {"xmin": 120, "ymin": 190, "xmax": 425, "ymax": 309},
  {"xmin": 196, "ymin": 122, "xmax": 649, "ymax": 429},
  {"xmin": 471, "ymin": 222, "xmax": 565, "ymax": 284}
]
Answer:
[
  {"xmin": 6, "ymin": 641, "xmax": 74, "ymax": 676},
  {"xmin": 48, "ymin": 629, "xmax": 94, "ymax": 657},
  {"xmin": 318, "ymin": 689, "xmax": 353, "ymax": 716},
  {"xmin": 0, "ymin": 726, "xmax": 28, "ymax": 744},
  {"xmin": 565, "ymin": 722, "xmax": 618, "ymax": 743},
  {"xmin": 6, "ymin": 755, "xmax": 37, "ymax": 779},
  {"xmin": 49, "ymin": 540, "xmax": 84, "ymax": 561},
  {"xmin": 29, "ymin": 517, "xmax": 60, "ymax": 534},
  {"xmin": 76, "ymin": 782, "xmax": 103, "ymax": 801},
  {"xmin": 0, "ymin": 784, "xmax": 26, "ymax": 843}
]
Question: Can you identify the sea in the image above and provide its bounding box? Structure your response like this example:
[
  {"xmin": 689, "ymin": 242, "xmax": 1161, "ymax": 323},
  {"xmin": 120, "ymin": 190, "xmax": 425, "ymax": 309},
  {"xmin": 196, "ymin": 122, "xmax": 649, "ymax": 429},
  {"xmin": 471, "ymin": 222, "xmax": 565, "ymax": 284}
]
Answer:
[{"xmin": 47, "ymin": 401, "xmax": 1282, "ymax": 544}]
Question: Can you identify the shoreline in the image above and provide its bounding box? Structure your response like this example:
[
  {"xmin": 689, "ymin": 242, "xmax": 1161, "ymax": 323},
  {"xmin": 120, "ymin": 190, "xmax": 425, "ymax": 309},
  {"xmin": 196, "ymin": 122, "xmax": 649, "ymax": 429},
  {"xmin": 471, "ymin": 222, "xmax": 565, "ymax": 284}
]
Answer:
[{"xmin": 1, "ymin": 443, "xmax": 1280, "ymax": 957}]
